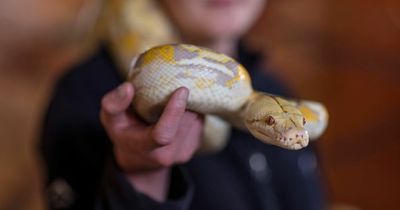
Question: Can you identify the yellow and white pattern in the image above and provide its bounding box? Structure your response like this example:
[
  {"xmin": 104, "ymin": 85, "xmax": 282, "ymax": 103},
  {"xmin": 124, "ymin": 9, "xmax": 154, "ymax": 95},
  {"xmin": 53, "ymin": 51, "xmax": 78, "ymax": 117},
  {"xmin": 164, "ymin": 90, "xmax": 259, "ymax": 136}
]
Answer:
[{"xmin": 129, "ymin": 44, "xmax": 329, "ymax": 151}]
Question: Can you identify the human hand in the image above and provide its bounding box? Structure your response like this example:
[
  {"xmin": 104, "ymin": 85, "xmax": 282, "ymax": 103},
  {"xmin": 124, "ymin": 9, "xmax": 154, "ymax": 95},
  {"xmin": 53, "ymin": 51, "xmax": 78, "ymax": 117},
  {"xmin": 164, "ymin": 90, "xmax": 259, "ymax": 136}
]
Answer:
[{"xmin": 100, "ymin": 82, "xmax": 204, "ymax": 173}]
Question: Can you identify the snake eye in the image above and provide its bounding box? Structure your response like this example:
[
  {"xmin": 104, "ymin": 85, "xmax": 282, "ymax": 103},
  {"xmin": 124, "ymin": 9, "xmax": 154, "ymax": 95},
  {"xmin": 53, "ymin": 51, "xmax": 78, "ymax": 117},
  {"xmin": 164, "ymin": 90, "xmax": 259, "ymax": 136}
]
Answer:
[
  {"xmin": 303, "ymin": 117, "xmax": 306, "ymax": 125},
  {"xmin": 266, "ymin": 116, "xmax": 275, "ymax": 126}
]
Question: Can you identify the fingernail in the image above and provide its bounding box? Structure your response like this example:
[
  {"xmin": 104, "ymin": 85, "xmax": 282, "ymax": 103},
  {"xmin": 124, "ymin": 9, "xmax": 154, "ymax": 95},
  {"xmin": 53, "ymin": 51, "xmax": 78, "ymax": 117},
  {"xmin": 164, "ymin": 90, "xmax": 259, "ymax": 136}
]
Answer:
[
  {"xmin": 178, "ymin": 88, "xmax": 189, "ymax": 101},
  {"xmin": 116, "ymin": 84, "xmax": 127, "ymax": 99}
]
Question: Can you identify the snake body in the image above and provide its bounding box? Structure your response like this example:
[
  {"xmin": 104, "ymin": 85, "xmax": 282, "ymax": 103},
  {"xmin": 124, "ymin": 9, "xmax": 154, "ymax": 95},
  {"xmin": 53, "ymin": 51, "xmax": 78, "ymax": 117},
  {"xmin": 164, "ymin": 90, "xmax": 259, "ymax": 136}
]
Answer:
[{"xmin": 128, "ymin": 44, "xmax": 328, "ymax": 150}]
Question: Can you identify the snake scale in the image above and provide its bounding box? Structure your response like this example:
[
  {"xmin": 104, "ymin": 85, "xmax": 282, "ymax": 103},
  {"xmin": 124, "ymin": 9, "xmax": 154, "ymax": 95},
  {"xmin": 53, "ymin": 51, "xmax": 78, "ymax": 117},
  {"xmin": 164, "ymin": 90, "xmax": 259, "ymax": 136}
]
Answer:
[{"xmin": 128, "ymin": 44, "xmax": 328, "ymax": 151}]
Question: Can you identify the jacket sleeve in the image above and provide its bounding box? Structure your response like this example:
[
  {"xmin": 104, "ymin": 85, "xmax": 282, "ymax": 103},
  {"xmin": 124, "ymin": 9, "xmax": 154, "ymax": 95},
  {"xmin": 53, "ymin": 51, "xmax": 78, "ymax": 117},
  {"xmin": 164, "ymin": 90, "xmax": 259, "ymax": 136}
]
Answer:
[{"xmin": 96, "ymin": 162, "xmax": 194, "ymax": 210}]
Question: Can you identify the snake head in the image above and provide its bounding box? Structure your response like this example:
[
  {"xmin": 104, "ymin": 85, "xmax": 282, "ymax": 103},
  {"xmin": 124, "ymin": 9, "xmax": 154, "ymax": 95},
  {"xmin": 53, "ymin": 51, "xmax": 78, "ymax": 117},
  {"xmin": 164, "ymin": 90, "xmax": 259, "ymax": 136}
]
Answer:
[{"xmin": 244, "ymin": 94, "xmax": 309, "ymax": 150}]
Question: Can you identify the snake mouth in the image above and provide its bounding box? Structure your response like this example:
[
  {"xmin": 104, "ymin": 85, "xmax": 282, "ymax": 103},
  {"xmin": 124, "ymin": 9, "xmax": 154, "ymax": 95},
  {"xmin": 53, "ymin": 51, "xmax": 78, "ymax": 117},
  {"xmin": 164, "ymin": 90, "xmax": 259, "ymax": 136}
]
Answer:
[
  {"xmin": 254, "ymin": 129, "xmax": 272, "ymax": 139},
  {"xmin": 254, "ymin": 128, "xmax": 309, "ymax": 150}
]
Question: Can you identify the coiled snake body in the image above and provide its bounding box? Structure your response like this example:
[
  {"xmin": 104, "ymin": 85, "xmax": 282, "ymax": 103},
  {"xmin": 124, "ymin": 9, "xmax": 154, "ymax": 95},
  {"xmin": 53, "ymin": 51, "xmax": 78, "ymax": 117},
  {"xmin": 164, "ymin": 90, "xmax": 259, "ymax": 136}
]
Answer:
[{"xmin": 128, "ymin": 44, "xmax": 328, "ymax": 151}]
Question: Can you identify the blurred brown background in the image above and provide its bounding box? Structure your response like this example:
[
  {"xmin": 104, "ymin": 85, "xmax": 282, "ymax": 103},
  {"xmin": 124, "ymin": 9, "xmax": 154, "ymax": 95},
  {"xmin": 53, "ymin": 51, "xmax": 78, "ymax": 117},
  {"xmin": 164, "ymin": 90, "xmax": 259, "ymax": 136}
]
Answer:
[{"xmin": 1, "ymin": 0, "xmax": 399, "ymax": 210}]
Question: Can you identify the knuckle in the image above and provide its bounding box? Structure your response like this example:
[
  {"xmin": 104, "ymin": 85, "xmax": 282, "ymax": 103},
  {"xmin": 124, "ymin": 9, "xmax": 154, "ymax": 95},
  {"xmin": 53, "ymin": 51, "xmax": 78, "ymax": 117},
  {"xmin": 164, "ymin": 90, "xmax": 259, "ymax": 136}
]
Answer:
[
  {"xmin": 164, "ymin": 108, "xmax": 184, "ymax": 122},
  {"xmin": 167, "ymin": 99, "xmax": 187, "ymax": 115},
  {"xmin": 152, "ymin": 131, "xmax": 174, "ymax": 145}
]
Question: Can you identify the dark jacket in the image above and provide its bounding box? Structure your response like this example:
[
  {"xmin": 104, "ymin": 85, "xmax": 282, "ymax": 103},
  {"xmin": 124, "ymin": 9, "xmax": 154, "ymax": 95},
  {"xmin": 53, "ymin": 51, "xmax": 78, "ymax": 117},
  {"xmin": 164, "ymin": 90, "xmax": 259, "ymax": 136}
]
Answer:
[{"xmin": 41, "ymin": 46, "xmax": 326, "ymax": 210}]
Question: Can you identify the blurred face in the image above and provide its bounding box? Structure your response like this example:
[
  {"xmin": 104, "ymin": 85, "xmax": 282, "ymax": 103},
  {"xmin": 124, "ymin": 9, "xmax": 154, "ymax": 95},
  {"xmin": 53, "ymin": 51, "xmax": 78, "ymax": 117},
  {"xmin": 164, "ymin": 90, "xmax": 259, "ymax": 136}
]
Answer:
[{"xmin": 161, "ymin": 0, "xmax": 266, "ymax": 42}]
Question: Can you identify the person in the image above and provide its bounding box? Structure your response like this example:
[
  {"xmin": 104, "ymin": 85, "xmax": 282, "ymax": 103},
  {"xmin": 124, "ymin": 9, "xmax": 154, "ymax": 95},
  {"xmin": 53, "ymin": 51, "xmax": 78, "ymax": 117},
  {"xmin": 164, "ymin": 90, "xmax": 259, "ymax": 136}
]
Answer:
[{"xmin": 41, "ymin": 0, "xmax": 326, "ymax": 209}]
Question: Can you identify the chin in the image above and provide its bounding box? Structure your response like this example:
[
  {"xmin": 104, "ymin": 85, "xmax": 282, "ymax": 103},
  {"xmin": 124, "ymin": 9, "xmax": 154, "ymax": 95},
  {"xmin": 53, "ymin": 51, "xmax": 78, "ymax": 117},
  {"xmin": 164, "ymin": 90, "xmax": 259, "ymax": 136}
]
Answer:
[{"xmin": 204, "ymin": 22, "xmax": 248, "ymax": 40}]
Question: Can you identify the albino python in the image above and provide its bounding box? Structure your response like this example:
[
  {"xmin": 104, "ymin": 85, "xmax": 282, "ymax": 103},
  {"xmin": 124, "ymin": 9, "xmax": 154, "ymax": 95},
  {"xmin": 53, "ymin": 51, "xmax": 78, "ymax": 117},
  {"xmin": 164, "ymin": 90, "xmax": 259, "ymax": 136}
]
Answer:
[{"xmin": 128, "ymin": 44, "xmax": 328, "ymax": 151}]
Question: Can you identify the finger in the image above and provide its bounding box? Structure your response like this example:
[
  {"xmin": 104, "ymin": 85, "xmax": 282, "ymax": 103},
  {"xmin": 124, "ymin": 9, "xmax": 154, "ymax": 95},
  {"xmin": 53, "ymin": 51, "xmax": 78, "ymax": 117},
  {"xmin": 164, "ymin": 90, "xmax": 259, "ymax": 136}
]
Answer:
[
  {"xmin": 175, "ymin": 112, "xmax": 203, "ymax": 164},
  {"xmin": 150, "ymin": 112, "xmax": 202, "ymax": 167},
  {"xmin": 153, "ymin": 87, "xmax": 189, "ymax": 145},
  {"xmin": 100, "ymin": 82, "xmax": 134, "ymax": 130},
  {"xmin": 127, "ymin": 55, "xmax": 139, "ymax": 79},
  {"xmin": 101, "ymin": 82, "xmax": 134, "ymax": 115},
  {"xmin": 129, "ymin": 56, "xmax": 139, "ymax": 70}
]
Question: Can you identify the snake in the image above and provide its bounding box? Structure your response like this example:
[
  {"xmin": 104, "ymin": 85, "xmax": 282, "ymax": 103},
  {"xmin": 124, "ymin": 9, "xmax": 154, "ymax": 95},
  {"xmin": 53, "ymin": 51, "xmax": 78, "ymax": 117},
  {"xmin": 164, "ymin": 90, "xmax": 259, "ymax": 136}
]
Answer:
[{"xmin": 128, "ymin": 44, "xmax": 328, "ymax": 151}]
